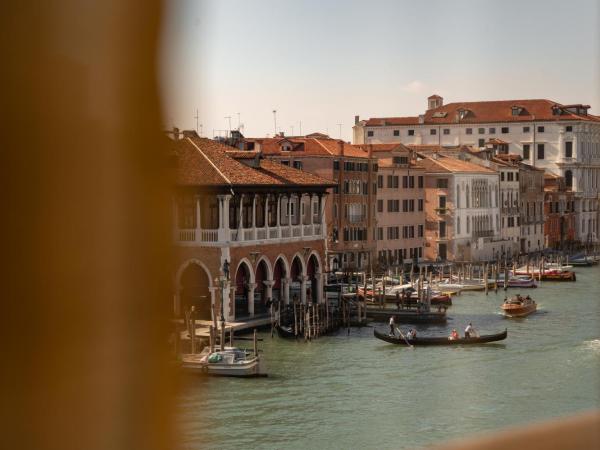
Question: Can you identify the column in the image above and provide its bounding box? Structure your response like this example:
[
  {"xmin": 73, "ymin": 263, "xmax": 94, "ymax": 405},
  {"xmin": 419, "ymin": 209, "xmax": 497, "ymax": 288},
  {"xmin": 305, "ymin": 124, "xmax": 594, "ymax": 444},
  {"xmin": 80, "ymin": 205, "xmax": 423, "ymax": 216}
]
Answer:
[
  {"xmin": 316, "ymin": 270, "xmax": 324, "ymax": 303},
  {"xmin": 208, "ymin": 286, "xmax": 219, "ymax": 321},
  {"xmin": 263, "ymin": 280, "xmax": 274, "ymax": 303},
  {"xmin": 300, "ymin": 275, "xmax": 309, "ymax": 304},
  {"xmin": 276, "ymin": 194, "xmax": 281, "ymax": 237},
  {"xmin": 217, "ymin": 195, "xmax": 229, "ymax": 241},
  {"xmin": 238, "ymin": 193, "xmax": 244, "ymax": 241},
  {"xmin": 288, "ymin": 195, "xmax": 293, "ymax": 236},
  {"xmin": 300, "ymin": 194, "xmax": 305, "ymax": 237},
  {"xmin": 264, "ymin": 195, "xmax": 269, "ymax": 233},
  {"xmin": 251, "ymin": 194, "xmax": 257, "ymax": 240},
  {"xmin": 247, "ymin": 282, "xmax": 256, "ymax": 317},
  {"xmin": 310, "ymin": 193, "xmax": 315, "ymax": 236},
  {"xmin": 195, "ymin": 195, "xmax": 201, "ymax": 243},
  {"xmin": 320, "ymin": 194, "xmax": 327, "ymax": 237}
]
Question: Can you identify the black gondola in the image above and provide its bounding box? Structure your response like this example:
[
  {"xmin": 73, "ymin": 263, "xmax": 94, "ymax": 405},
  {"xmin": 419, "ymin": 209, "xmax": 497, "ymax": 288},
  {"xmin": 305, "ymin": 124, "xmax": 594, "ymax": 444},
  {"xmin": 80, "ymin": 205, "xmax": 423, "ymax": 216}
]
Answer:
[
  {"xmin": 275, "ymin": 325, "xmax": 298, "ymax": 339},
  {"xmin": 374, "ymin": 328, "xmax": 507, "ymax": 346}
]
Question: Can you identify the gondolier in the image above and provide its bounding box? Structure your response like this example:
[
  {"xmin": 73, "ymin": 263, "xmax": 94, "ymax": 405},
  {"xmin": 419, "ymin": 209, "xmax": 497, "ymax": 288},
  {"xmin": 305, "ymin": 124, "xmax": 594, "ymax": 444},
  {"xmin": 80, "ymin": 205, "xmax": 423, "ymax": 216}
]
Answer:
[
  {"xmin": 389, "ymin": 316, "xmax": 395, "ymax": 335},
  {"xmin": 465, "ymin": 323, "xmax": 475, "ymax": 338}
]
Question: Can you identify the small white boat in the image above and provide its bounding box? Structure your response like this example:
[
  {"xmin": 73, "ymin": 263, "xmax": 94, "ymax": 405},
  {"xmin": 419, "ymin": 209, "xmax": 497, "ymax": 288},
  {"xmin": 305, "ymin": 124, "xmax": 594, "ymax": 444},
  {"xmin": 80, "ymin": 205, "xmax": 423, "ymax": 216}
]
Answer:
[
  {"xmin": 180, "ymin": 346, "xmax": 266, "ymax": 377},
  {"xmin": 497, "ymin": 274, "xmax": 537, "ymax": 288}
]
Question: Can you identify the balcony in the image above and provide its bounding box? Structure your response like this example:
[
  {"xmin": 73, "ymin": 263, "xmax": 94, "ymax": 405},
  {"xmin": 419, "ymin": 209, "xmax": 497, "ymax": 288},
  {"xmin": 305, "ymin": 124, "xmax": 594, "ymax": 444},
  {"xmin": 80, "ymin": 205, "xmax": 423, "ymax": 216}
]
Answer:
[
  {"xmin": 175, "ymin": 223, "xmax": 324, "ymax": 247},
  {"xmin": 348, "ymin": 214, "xmax": 366, "ymax": 223}
]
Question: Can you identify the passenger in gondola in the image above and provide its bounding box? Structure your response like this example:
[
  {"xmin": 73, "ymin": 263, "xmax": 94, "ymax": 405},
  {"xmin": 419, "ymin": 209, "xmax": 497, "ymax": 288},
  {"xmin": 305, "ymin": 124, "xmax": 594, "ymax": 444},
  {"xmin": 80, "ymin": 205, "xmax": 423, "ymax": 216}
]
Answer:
[
  {"xmin": 464, "ymin": 322, "xmax": 475, "ymax": 338},
  {"xmin": 407, "ymin": 329, "xmax": 417, "ymax": 340},
  {"xmin": 449, "ymin": 329, "xmax": 459, "ymax": 340}
]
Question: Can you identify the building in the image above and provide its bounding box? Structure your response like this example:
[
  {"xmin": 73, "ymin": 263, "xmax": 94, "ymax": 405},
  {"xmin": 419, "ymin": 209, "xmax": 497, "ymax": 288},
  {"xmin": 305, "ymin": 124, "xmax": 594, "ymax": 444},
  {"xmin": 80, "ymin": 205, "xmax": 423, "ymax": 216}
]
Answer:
[
  {"xmin": 244, "ymin": 134, "xmax": 378, "ymax": 271},
  {"xmin": 361, "ymin": 144, "xmax": 426, "ymax": 266},
  {"xmin": 518, "ymin": 162, "xmax": 546, "ymax": 254},
  {"xmin": 169, "ymin": 133, "xmax": 335, "ymax": 322},
  {"xmin": 417, "ymin": 154, "xmax": 501, "ymax": 261},
  {"xmin": 544, "ymin": 173, "xmax": 576, "ymax": 250},
  {"xmin": 353, "ymin": 96, "xmax": 600, "ymax": 244}
]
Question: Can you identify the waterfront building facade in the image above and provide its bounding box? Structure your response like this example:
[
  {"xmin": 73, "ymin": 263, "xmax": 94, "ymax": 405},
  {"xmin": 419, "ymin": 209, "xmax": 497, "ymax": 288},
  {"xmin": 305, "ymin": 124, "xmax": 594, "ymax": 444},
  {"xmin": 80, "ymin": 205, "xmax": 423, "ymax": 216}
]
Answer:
[
  {"xmin": 170, "ymin": 133, "xmax": 334, "ymax": 322},
  {"xmin": 353, "ymin": 96, "xmax": 600, "ymax": 244},
  {"xmin": 544, "ymin": 173, "xmax": 577, "ymax": 250},
  {"xmin": 417, "ymin": 154, "xmax": 501, "ymax": 261},
  {"xmin": 365, "ymin": 144, "xmax": 426, "ymax": 266},
  {"xmin": 245, "ymin": 135, "xmax": 378, "ymax": 271}
]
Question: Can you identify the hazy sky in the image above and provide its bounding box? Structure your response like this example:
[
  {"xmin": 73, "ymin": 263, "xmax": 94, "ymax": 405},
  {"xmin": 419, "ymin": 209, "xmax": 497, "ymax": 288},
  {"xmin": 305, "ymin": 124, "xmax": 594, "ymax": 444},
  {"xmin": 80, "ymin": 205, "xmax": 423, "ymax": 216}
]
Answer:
[{"xmin": 160, "ymin": 0, "xmax": 600, "ymax": 142}]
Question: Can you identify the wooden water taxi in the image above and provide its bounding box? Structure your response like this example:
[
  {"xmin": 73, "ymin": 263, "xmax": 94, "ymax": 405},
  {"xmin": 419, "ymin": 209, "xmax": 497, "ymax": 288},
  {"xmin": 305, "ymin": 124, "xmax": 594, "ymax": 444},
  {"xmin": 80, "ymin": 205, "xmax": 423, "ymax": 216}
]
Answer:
[
  {"xmin": 373, "ymin": 328, "xmax": 507, "ymax": 346},
  {"xmin": 180, "ymin": 346, "xmax": 266, "ymax": 377},
  {"xmin": 501, "ymin": 295, "xmax": 537, "ymax": 318}
]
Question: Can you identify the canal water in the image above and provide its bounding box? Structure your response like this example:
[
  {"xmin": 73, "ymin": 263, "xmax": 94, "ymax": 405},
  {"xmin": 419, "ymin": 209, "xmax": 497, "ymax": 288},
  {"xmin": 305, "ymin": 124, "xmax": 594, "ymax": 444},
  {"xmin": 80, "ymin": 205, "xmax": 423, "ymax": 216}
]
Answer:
[{"xmin": 178, "ymin": 266, "xmax": 600, "ymax": 450}]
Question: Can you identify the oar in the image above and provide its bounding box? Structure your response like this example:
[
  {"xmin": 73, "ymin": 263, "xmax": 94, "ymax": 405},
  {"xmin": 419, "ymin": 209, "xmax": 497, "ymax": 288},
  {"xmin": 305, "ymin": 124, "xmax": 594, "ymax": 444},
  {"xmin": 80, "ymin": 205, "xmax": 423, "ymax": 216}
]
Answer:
[{"xmin": 395, "ymin": 327, "xmax": 414, "ymax": 348}]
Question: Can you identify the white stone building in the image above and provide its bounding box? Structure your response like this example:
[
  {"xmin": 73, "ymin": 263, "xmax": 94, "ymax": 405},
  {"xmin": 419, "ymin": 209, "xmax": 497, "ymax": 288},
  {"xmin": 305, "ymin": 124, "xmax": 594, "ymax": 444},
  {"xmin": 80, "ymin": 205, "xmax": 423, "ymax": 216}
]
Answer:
[{"xmin": 353, "ymin": 96, "xmax": 600, "ymax": 243}]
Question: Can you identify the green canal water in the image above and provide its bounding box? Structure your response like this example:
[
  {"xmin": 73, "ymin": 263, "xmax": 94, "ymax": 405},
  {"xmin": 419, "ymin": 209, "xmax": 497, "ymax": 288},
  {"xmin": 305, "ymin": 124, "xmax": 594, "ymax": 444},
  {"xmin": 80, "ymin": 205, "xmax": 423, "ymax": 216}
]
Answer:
[{"xmin": 178, "ymin": 266, "xmax": 600, "ymax": 450}]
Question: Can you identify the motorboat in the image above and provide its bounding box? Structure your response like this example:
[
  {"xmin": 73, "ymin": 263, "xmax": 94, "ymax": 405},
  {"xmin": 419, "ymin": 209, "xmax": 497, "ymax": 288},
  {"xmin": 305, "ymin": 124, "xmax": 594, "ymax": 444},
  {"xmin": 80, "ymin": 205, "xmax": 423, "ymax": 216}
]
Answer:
[
  {"xmin": 497, "ymin": 274, "xmax": 537, "ymax": 288},
  {"xmin": 501, "ymin": 295, "xmax": 537, "ymax": 318},
  {"xmin": 180, "ymin": 346, "xmax": 266, "ymax": 377}
]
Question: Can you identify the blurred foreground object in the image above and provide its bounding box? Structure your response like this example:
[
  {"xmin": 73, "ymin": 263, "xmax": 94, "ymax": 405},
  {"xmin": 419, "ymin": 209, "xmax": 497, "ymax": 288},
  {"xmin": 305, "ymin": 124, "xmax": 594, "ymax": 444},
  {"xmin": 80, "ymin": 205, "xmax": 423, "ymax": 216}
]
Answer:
[
  {"xmin": 0, "ymin": 2, "xmax": 175, "ymax": 450},
  {"xmin": 428, "ymin": 410, "xmax": 600, "ymax": 450}
]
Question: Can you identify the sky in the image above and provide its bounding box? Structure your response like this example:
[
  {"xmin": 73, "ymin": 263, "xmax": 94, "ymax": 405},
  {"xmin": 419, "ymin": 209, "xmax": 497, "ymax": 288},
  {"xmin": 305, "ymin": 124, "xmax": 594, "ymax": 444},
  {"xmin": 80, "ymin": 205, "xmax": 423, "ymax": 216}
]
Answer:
[{"xmin": 160, "ymin": 0, "xmax": 600, "ymax": 142}]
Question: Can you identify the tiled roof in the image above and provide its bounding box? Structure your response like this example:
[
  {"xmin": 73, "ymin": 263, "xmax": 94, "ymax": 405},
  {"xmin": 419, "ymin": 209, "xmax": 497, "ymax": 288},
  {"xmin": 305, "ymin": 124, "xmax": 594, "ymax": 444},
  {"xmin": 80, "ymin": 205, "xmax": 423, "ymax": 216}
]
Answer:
[
  {"xmin": 354, "ymin": 143, "xmax": 411, "ymax": 153},
  {"xmin": 250, "ymin": 137, "xmax": 372, "ymax": 159},
  {"xmin": 486, "ymin": 138, "xmax": 509, "ymax": 145},
  {"xmin": 171, "ymin": 137, "xmax": 335, "ymax": 187},
  {"xmin": 418, "ymin": 155, "xmax": 496, "ymax": 174},
  {"xmin": 364, "ymin": 99, "xmax": 600, "ymax": 126}
]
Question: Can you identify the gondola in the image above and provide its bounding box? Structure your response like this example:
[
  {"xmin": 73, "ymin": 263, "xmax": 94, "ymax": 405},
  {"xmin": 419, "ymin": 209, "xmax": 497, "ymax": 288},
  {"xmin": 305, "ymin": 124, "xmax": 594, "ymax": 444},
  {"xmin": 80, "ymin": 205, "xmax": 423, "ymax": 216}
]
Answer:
[
  {"xmin": 275, "ymin": 324, "xmax": 299, "ymax": 339},
  {"xmin": 373, "ymin": 328, "xmax": 507, "ymax": 346}
]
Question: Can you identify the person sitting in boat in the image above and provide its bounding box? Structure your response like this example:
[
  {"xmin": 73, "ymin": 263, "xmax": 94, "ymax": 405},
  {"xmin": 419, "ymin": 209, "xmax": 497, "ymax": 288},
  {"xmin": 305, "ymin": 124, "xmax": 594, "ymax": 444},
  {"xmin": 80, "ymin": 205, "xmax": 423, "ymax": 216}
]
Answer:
[
  {"xmin": 407, "ymin": 329, "xmax": 417, "ymax": 340},
  {"xmin": 389, "ymin": 316, "xmax": 396, "ymax": 336},
  {"xmin": 464, "ymin": 322, "xmax": 475, "ymax": 338},
  {"xmin": 449, "ymin": 329, "xmax": 459, "ymax": 340}
]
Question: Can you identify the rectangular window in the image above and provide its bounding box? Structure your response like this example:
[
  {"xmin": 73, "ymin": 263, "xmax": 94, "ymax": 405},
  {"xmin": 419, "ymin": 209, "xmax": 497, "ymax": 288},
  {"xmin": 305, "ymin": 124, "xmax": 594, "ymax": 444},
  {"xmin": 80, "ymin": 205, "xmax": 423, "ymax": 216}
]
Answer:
[
  {"xmin": 402, "ymin": 199, "xmax": 408, "ymax": 212},
  {"xmin": 281, "ymin": 160, "xmax": 290, "ymax": 166},
  {"xmin": 393, "ymin": 176, "xmax": 399, "ymax": 188},
  {"xmin": 478, "ymin": 138, "xmax": 485, "ymax": 147},
  {"xmin": 418, "ymin": 224, "xmax": 424, "ymax": 237},
  {"xmin": 377, "ymin": 227, "xmax": 383, "ymax": 240},
  {"xmin": 438, "ymin": 196, "xmax": 446, "ymax": 208},
  {"xmin": 537, "ymin": 143, "xmax": 545, "ymax": 160},
  {"xmin": 565, "ymin": 141, "xmax": 573, "ymax": 158},
  {"xmin": 418, "ymin": 199, "xmax": 424, "ymax": 211},
  {"xmin": 478, "ymin": 128, "xmax": 485, "ymax": 134},
  {"xmin": 537, "ymin": 126, "xmax": 544, "ymax": 133},
  {"xmin": 409, "ymin": 176, "xmax": 415, "ymax": 188},
  {"xmin": 430, "ymin": 129, "xmax": 437, "ymax": 135},
  {"xmin": 367, "ymin": 130, "xmax": 374, "ymax": 137},
  {"xmin": 523, "ymin": 126, "xmax": 530, "ymax": 133},
  {"xmin": 408, "ymin": 129, "xmax": 415, "ymax": 136},
  {"xmin": 393, "ymin": 130, "xmax": 400, "ymax": 136},
  {"xmin": 443, "ymin": 128, "xmax": 450, "ymax": 135},
  {"xmin": 333, "ymin": 160, "xmax": 339, "ymax": 170},
  {"xmin": 501, "ymin": 127, "xmax": 509, "ymax": 134},
  {"xmin": 501, "ymin": 172, "xmax": 505, "ymax": 181},
  {"xmin": 436, "ymin": 178, "xmax": 448, "ymax": 189},
  {"xmin": 377, "ymin": 199, "xmax": 383, "ymax": 213},
  {"xmin": 418, "ymin": 176, "xmax": 424, "ymax": 188},
  {"xmin": 402, "ymin": 176, "xmax": 408, "ymax": 188},
  {"xmin": 439, "ymin": 221, "xmax": 446, "ymax": 238},
  {"xmin": 489, "ymin": 127, "xmax": 496, "ymax": 134},
  {"xmin": 293, "ymin": 161, "xmax": 303, "ymax": 170},
  {"xmin": 387, "ymin": 175, "xmax": 393, "ymax": 188},
  {"xmin": 393, "ymin": 156, "xmax": 408, "ymax": 165},
  {"xmin": 523, "ymin": 144, "xmax": 530, "ymax": 160},
  {"xmin": 377, "ymin": 175, "xmax": 383, "ymax": 188},
  {"xmin": 507, "ymin": 172, "xmax": 514, "ymax": 181},
  {"xmin": 566, "ymin": 126, "xmax": 572, "ymax": 132},
  {"xmin": 466, "ymin": 128, "xmax": 473, "ymax": 135},
  {"xmin": 409, "ymin": 199, "xmax": 415, "ymax": 212}
]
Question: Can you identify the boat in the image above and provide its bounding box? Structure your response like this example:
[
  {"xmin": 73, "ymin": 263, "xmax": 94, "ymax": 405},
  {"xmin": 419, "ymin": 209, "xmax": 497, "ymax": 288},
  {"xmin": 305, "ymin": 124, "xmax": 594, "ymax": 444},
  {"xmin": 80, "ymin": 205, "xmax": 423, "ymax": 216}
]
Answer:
[
  {"xmin": 373, "ymin": 328, "xmax": 507, "ymax": 346},
  {"xmin": 275, "ymin": 324, "xmax": 299, "ymax": 339},
  {"xmin": 180, "ymin": 346, "xmax": 266, "ymax": 377},
  {"xmin": 569, "ymin": 255, "xmax": 600, "ymax": 267},
  {"xmin": 501, "ymin": 295, "xmax": 537, "ymax": 318},
  {"xmin": 497, "ymin": 274, "xmax": 537, "ymax": 288},
  {"xmin": 514, "ymin": 267, "xmax": 576, "ymax": 281}
]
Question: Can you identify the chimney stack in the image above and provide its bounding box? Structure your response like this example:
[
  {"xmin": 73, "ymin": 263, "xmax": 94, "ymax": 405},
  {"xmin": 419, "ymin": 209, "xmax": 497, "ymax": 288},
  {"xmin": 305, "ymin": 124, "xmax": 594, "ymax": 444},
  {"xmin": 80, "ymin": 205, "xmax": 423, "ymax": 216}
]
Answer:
[{"xmin": 354, "ymin": 115, "xmax": 360, "ymax": 125}]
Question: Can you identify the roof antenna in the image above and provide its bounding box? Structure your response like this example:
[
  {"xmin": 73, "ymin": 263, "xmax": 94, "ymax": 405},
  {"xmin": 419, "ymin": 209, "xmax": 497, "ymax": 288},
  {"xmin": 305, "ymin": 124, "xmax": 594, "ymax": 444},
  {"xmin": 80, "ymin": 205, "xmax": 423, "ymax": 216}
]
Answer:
[
  {"xmin": 337, "ymin": 123, "xmax": 343, "ymax": 139},
  {"xmin": 272, "ymin": 110, "xmax": 277, "ymax": 136}
]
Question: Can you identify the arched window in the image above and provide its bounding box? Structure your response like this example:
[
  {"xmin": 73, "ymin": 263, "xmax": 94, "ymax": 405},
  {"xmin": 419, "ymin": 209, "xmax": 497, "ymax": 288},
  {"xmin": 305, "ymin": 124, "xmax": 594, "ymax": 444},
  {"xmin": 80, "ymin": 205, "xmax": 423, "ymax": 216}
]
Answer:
[
  {"xmin": 457, "ymin": 216, "xmax": 461, "ymax": 234},
  {"xmin": 456, "ymin": 184, "xmax": 460, "ymax": 208},
  {"xmin": 565, "ymin": 170, "xmax": 573, "ymax": 189}
]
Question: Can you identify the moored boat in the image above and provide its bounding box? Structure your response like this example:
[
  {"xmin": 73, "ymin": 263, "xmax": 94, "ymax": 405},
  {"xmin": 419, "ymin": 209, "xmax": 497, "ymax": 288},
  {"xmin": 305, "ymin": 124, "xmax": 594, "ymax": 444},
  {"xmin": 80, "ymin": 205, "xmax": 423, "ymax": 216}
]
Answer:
[
  {"xmin": 498, "ymin": 274, "xmax": 537, "ymax": 288},
  {"xmin": 180, "ymin": 346, "xmax": 266, "ymax": 377},
  {"xmin": 501, "ymin": 295, "xmax": 537, "ymax": 318},
  {"xmin": 373, "ymin": 328, "xmax": 507, "ymax": 346}
]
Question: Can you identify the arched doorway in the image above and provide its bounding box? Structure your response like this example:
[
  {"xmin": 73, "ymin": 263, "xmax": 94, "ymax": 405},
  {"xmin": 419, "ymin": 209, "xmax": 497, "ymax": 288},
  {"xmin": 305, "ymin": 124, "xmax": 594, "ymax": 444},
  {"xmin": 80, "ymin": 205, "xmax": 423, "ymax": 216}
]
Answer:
[
  {"xmin": 234, "ymin": 262, "xmax": 251, "ymax": 319},
  {"xmin": 254, "ymin": 260, "xmax": 269, "ymax": 316},
  {"xmin": 180, "ymin": 263, "xmax": 212, "ymax": 320},
  {"xmin": 290, "ymin": 256, "xmax": 303, "ymax": 302},
  {"xmin": 273, "ymin": 258, "xmax": 286, "ymax": 303},
  {"xmin": 307, "ymin": 254, "xmax": 319, "ymax": 303}
]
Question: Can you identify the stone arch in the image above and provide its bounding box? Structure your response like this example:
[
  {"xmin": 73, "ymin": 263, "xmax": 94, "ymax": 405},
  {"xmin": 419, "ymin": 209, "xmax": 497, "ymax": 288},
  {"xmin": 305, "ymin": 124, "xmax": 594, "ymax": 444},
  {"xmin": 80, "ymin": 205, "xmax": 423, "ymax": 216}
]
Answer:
[
  {"xmin": 289, "ymin": 253, "xmax": 305, "ymax": 302},
  {"xmin": 234, "ymin": 259, "xmax": 253, "ymax": 319},
  {"xmin": 255, "ymin": 255, "xmax": 273, "ymax": 281},
  {"xmin": 290, "ymin": 252, "xmax": 307, "ymax": 277},
  {"xmin": 272, "ymin": 256, "xmax": 288, "ymax": 303},
  {"xmin": 254, "ymin": 258, "xmax": 270, "ymax": 316},
  {"xmin": 177, "ymin": 260, "xmax": 213, "ymax": 320},
  {"xmin": 306, "ymin": 252, "xmax": 321, "ymax": 303}
]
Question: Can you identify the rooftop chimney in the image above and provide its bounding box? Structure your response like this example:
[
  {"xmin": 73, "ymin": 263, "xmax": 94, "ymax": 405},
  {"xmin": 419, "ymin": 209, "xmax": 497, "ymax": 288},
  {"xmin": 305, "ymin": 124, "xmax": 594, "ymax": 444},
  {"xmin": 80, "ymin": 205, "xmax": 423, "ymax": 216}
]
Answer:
[
  {"xmin": 418, "ymin": 114, "xmax": 425, "ymax": 124},
  {"xmin": 354, "ymin": 115, "xmax": 360, "ymax": 125}
]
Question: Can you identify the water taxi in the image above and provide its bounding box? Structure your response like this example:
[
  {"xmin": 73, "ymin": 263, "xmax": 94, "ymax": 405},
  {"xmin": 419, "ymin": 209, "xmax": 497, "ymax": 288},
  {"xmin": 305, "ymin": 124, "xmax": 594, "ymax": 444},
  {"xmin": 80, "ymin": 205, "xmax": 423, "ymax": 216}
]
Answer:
[{"xmin": 501, "ymin": 295, "xmax": 537, "ymax": 318}]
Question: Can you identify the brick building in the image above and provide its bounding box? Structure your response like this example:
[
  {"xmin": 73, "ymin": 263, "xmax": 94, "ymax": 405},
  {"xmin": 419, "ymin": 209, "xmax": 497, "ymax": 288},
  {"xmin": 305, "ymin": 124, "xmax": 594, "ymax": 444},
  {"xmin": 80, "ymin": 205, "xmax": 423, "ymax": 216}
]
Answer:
[
  {"xmin": 170, "ymin": 134, "xmax": 335, "ymax": 322},
  {"xmin": 245, "ymin": 135, "xmax": 378, "ymax": 271},
  {"xmin": 544, "ymin": 173, "xmax": 576, "ymax": 249}
]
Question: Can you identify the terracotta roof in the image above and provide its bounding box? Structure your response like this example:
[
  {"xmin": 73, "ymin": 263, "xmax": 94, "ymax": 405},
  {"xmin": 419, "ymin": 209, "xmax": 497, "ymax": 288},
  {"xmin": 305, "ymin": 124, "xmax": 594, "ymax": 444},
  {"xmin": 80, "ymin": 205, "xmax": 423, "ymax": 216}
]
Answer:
[
  {"xmin": 171, "ymin": 137, "xmax": 335, "ymax": 187},
  {"xmin": 486, "ymin": 138, "xmax": 509, "ymax": 145},
  {"xmin": 224, "ymin": 150, "xmax": 260, "ymax": 159},
  {"xmin": 353, "ymin": 143, "xmax": 411, "ymax": 153},
  {"xmin": 249, "ymin": 137, "xmax": 372, "ymax": 159},
  {"xmin": 418, "ymin": 155, "xmax": 496, "ymax": 174},
  {"xmin": 364, "ymin": 99, "xmax": 600, "ymax": 126},
  {"xmin": 378, "ymin": 158, "xmax": 424, "ymax": 169}
]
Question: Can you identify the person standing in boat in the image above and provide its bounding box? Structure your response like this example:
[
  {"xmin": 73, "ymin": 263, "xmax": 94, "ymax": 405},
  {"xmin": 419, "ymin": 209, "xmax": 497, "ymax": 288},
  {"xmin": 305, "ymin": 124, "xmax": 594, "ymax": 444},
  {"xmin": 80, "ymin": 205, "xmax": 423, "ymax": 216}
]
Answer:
[
  {"xmin": 389, "ymin": 316, "xmax": 395, "ymax": 336},
  {"xmin": 464, "ymin": 322, "xmax": 476, "ymax": 338}
]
